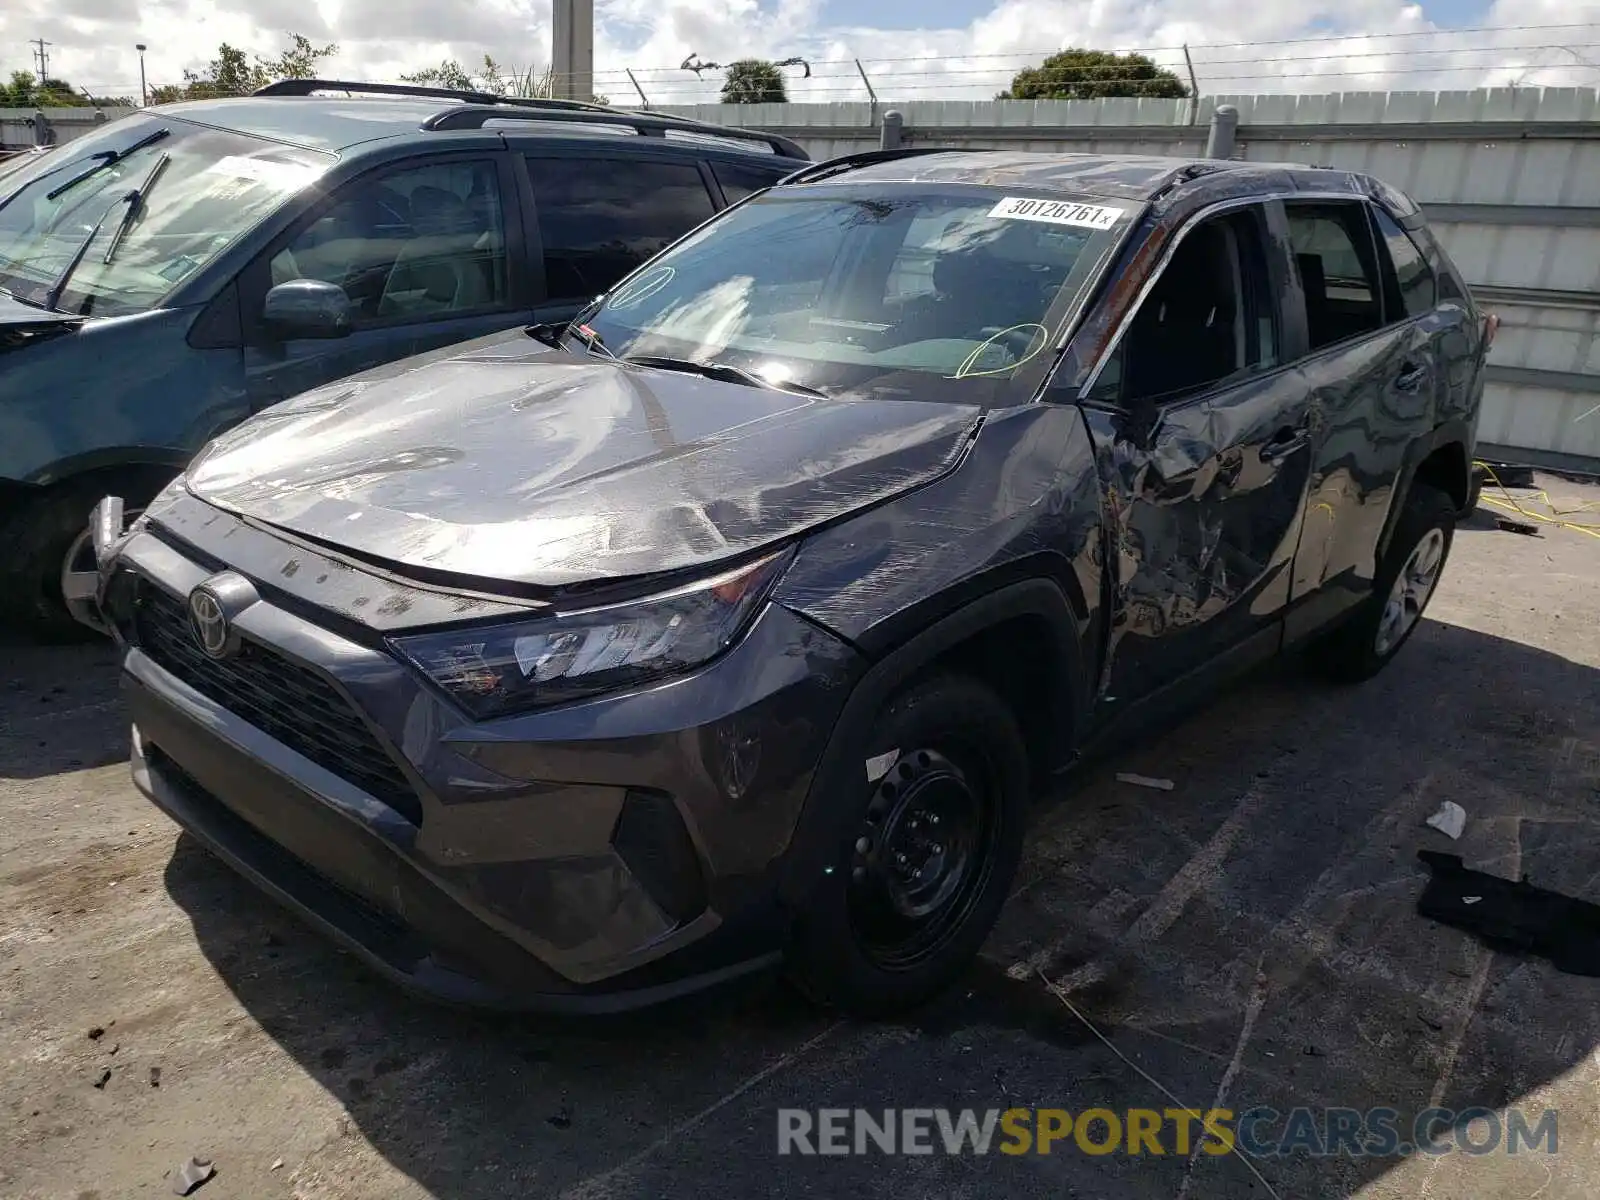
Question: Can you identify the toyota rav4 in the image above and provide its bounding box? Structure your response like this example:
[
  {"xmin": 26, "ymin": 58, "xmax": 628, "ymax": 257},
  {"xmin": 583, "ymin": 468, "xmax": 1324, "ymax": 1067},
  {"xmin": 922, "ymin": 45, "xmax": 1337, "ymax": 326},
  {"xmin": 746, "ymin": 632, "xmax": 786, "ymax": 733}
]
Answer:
[{"xmin": 90, "ymin": 148, "xmax": 1489, "ymax": 1015}]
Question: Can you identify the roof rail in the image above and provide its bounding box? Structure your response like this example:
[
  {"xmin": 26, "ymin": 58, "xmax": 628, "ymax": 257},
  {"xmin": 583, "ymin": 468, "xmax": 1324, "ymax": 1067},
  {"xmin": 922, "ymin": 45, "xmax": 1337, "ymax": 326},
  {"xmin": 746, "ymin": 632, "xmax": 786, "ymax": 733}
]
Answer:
[
  {"xmin": 421, "ymin": 105, "xmax": 808, "ymax": 159},
  {"xmin": 777, "ymin": 146, "xmax": 982, "ymax": 187},
  {"xmin": 253, "ymin": 78, "xmax": 614, "ymax": 114}
]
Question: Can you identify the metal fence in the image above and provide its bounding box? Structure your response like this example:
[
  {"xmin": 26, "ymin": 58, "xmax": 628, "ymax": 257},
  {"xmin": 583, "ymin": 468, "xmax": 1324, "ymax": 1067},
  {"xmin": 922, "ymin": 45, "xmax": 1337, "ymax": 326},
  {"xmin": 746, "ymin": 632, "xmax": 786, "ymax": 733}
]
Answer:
[{"xmin": 7, "ymin": 89, "xmax": 1599, "ymax": 471}]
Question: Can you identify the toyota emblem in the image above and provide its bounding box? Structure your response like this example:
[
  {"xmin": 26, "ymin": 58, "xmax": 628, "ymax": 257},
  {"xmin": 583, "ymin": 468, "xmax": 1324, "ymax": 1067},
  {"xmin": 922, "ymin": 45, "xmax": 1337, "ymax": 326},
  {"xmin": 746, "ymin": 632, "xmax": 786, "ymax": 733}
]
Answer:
[{"xmin": 187, "ymin": 587, "xmax": 232, "ymax": 659}]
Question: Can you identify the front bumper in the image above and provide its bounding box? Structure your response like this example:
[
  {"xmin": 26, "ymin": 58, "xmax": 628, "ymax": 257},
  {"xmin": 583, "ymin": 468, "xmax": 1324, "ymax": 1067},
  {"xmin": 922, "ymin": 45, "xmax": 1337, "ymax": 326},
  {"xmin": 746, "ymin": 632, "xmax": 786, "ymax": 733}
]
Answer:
[{"xmin": 109, "ymin": 497, "xmax": 862, "ymax": 1011}]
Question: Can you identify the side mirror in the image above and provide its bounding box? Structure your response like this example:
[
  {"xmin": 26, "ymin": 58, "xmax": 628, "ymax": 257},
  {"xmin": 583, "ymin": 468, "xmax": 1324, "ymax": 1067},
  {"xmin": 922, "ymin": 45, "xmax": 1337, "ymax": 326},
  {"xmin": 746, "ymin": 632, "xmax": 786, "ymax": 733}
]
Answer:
[{"xmin": 263, "ymin": 279, "xmax": 352, "ymax": 340}]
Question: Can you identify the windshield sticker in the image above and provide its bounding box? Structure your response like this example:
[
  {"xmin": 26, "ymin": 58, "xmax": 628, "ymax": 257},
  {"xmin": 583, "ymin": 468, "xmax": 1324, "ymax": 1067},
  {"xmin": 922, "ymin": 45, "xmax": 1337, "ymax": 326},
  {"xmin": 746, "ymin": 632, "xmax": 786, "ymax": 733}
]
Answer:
[
  {"xmin": 203, "ymin": 156, "xmax": 320, "ymax": 189},
  {"xmin": 988, "ymin": 197, "xmax": 1125, "ymax": 230}
]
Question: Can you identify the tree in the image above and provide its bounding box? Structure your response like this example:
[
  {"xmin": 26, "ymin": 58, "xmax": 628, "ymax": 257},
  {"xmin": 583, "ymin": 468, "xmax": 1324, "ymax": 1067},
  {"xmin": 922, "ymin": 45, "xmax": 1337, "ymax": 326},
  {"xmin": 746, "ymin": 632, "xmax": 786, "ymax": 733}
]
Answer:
[
  {"xmin": 149, "ymin": 34, "xmax": 337, "ymax": 104},
  {"xmin": 401, "ymin": 55, "xmax": 607, "ymax": 104},
  {"xmin": 720, "ymin": 60, "xmax": 787, "ymax": 104},
  {"xmin": 0, "ymin": 70, "xmax": 131, "ymax": 107},
  {"xmin": 998, "ymin": 48, "xmax": 1187, "ymax": 101}
]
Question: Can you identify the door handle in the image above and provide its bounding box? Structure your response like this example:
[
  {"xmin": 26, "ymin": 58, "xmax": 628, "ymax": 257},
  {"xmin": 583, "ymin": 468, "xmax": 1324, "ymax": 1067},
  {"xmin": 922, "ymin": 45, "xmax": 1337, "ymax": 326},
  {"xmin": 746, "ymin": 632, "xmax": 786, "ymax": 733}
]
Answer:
[
  {"xmin": 1259, "ymin": 427, "xmax": 1309, "ymax": 463},
  {"xmin": 1395, "ymin": 361, "xmax": 1429, "ymax": 392}
]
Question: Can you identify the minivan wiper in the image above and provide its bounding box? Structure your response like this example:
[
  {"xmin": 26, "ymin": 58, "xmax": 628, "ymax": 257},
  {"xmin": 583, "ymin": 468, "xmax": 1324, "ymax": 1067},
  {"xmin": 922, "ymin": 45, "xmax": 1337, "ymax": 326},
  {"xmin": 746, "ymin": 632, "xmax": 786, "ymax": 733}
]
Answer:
[
  {"xmin": 100, "ymin": 151, "xmax": 170, "ymax": 265},
  {"xmin": 43, "ymin": 127, "xmax": 170, "ymax": 202},
  {"xmin": 621, "ymin": 354, "xmax": 827, "ymax": 398},
  {"xmin": 40, "ymin": 147, "xmax": 168, "ymax": 312}
]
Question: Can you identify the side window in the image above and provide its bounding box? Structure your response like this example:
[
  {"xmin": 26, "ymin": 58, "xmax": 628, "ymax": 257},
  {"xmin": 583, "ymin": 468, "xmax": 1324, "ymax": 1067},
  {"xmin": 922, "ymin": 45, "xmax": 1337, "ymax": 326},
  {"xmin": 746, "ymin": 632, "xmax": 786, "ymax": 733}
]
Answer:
[
  {"xmin": 1370, "ymin": 205, "xmax": 1436, "ymax": 317},
  {"xmin": 1090, "ymin": 207, "xmax": 1280, "ymax": 407},
  {"xmin": 529, "ymin": 157, "xmax": 717, "ymax": 302},
  {"xmin": 1284, "ymin": 202, "xmax": 1384, "ymax": 350},
  {"xmin": 711, "ymin": 158, "xmax": 790, "ymax": 204},
  {"xmin": 268, "ymin": 159, "xmax": 509, "ymax": 324}
]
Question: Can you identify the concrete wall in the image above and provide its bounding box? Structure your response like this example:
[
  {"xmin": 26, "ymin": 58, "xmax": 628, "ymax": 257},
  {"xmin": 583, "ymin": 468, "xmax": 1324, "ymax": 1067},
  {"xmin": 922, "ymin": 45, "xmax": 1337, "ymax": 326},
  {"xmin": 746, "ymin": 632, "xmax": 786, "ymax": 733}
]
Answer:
[
  {"xmin": 0, "ymin": 105, "xmax": 127, "ymax": 151},
  {"xmin": 8, "ymin": 90, "xmax": 1599, "ymax": 470}
]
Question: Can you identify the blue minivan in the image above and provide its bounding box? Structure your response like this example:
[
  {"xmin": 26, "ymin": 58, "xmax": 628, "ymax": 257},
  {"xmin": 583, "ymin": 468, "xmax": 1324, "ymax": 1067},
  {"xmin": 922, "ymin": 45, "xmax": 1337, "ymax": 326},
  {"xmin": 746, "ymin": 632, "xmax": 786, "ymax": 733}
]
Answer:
[{"xmin": 0, "ymin": 80, "xmax": 806, "ymax": 636}]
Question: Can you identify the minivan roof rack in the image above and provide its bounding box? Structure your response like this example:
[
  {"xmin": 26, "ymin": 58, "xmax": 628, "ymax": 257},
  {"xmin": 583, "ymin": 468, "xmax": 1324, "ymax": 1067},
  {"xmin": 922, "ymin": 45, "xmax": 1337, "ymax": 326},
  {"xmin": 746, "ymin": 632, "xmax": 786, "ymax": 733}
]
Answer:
[
  {"xmin": 777, "ymin": 146, "xmax": 987, "ymax": 186},
  {"xmin": 253, "ymin": 79, "xmax": 808, "ymax": 159},
  {"xmin": 255, "ymin": 78, "xmax": 611, "ymax": 113}
]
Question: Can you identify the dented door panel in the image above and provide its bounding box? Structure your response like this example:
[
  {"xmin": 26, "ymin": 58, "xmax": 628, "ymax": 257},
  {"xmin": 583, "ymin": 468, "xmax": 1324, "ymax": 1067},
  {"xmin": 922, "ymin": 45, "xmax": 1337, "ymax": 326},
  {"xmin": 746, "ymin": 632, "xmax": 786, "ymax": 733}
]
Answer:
[
  {"xmin": 1082, "ymin": 363, "xmax": 1315, "ymax": 708},
  {"xmin": 1284, "ymin": 321, "xmax": 1426, "ymax": 640}
]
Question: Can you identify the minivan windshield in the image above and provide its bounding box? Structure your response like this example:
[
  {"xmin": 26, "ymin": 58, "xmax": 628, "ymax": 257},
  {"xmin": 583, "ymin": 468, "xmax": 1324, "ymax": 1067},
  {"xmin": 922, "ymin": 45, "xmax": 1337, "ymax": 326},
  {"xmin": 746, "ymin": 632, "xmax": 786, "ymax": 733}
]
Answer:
[
  {"xmin": 578, "ymin": 184, "xmax": 1130, "ymax": 405},
  {"xmin": 0, "ymin": 116, "xmax": 333, "ymax": 317}
]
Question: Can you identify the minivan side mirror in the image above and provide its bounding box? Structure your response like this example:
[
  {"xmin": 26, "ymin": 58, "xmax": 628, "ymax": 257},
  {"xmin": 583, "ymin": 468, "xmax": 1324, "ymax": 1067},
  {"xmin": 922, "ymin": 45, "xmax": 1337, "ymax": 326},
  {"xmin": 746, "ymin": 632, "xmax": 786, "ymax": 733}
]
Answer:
[{"xmin": 263, "ymin": 279, "xmax": 353, "ymax": 340}]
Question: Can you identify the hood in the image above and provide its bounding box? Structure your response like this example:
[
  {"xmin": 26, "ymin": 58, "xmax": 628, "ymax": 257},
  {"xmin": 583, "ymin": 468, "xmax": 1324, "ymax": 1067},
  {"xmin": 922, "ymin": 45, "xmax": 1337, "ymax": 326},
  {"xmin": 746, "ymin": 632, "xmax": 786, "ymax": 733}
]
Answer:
[
  {"xmin": 185, "ymin": 339, "xmax": 981, "ymax": 590},
  {"xmin": 0, "ymin": 291, "xmax": 84, "ymax": 337}
]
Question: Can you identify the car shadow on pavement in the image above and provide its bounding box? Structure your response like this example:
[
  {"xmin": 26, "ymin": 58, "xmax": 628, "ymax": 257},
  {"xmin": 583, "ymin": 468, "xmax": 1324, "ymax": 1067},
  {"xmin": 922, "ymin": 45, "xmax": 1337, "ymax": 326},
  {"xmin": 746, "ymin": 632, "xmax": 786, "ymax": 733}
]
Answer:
[
  {"xmin": 0, "ymin": 632, "xmax": 127, "ymax": 781},
  {"xmin": 164, "ymin": 616, "xmax": 1600, "ymax": 1200}
]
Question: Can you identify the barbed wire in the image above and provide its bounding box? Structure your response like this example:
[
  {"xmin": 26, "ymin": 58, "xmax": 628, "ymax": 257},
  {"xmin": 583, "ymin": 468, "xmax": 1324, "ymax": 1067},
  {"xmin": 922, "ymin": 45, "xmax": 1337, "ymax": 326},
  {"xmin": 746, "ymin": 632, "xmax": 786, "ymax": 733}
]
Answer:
[{"xmin": 50, "ymin": 26, "xmax": 1600, "ymax": 101}]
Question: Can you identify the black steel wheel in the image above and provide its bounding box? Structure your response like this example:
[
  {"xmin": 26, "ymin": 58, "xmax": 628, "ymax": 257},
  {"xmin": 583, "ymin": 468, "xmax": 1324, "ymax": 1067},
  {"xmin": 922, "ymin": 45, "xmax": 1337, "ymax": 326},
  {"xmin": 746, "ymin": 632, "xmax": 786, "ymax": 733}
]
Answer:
[{"xmin": 787, "ymin": 674, "xmax": 1029, "ymax": 1016}]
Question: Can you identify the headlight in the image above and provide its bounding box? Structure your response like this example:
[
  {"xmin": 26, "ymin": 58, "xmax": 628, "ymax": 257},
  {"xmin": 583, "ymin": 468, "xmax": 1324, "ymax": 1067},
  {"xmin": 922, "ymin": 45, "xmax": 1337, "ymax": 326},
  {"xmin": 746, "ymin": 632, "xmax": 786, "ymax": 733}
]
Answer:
[{"xmin": 391, "ymin": 548, "xmax": 792, "ymax": 718}]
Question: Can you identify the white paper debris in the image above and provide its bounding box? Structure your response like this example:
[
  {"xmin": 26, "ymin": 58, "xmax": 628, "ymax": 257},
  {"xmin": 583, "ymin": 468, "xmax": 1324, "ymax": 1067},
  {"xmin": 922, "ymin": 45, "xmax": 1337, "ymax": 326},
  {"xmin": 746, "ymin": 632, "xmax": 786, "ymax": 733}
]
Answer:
[
  {"xmin": 865, "ymin": 750, "xmax": 899, "ymax": 782},
  {"xmin": 1425, "ymin": 800, "xmax": 1467, "ymax": 840},
  {"xmin": 1463, "ymin": 896, "xmax": 1482, "ymax": 905},
  {"xmin": 1116, "ymin": 772, "xmax": 1174, "ymax": 791}
]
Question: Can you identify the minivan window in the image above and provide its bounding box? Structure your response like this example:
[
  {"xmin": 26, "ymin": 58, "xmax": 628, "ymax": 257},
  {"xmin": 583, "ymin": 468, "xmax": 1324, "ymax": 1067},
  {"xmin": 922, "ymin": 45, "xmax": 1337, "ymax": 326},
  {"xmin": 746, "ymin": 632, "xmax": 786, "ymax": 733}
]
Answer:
[
  {"xmin": 579, "ymin": 185, "xmax": 1123, "ymax": 406},
  {"xmin": 711, "ymin": 159, "xmax": 790, "ymax": 204},
  {"xmin": 269, "ymin": 159, "xmax": 509, "ymax": 323},
  {"xmin": 528, "ymin": 157, "xmax": 717, "ymax": 302},
  {"xmin": 1286, "ymin": 202, "xmax": 1385, "ymax": 350},
  {"xmin": 0, "ymin": 116, "xmax": 332, "ymax": 317},
  {"xmin": 1370, "ymin": 205, "xmax": 1436, "ymax": 318}
]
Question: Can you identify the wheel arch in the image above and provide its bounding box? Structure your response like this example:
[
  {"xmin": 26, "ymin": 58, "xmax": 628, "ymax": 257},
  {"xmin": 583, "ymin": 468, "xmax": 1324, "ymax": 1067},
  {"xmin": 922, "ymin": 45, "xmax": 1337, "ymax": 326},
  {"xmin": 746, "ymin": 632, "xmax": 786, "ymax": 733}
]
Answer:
[
  {"xmin": 1377, "ymin": 421, "xmax": 1473, "ymax": 563},
  {"xmin": 778, "ymin": 577, "xmax": 1090, "ymax": 909}
]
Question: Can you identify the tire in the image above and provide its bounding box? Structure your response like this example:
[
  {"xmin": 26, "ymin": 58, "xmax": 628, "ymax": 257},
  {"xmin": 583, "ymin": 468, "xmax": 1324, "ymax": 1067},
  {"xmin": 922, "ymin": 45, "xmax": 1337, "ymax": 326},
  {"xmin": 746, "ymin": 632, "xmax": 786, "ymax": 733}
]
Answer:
[
  {"xmin": 786, "ymin": 674, "xmax": 1029, "ymax": 1016},
  {"xmin": 0, "ymin": 474, "xmax": 164, "ymax": 642},
  {"xmin": 1465, "ymin": 467, "xmax": 1485, "ymax": 513},
  {"xmin": 1310, "ymin": 483, "xmax": 1456, "ymax": 683}
]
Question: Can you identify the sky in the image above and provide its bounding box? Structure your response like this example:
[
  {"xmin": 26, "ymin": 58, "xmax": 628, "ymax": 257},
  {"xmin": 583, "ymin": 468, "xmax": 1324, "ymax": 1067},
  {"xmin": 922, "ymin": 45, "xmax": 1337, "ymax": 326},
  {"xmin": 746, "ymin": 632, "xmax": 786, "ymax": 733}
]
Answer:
[{"xmin": 2, "ymin": 0, "xmax": 1598, "ymax": 106}]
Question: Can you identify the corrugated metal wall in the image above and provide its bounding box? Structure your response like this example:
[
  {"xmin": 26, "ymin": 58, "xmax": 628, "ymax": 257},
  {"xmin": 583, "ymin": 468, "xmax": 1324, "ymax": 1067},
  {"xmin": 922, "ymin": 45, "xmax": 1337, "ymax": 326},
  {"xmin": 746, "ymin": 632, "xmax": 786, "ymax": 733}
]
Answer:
[
  {"xmin": 10, "ymin": 89, "xmax": 1599, "ymax": 469},
  {"xmin": 659, "ymin": 89, "xmax": 1600, "ymax": 471}
]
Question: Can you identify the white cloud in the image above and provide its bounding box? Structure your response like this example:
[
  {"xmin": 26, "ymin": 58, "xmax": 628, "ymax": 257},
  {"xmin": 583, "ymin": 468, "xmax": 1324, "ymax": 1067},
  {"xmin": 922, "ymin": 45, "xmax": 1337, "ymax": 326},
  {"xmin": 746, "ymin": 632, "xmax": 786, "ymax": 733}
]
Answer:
[{"xmin": 2, "ymin": 0, "xmax": 1597, "ymax": 104}]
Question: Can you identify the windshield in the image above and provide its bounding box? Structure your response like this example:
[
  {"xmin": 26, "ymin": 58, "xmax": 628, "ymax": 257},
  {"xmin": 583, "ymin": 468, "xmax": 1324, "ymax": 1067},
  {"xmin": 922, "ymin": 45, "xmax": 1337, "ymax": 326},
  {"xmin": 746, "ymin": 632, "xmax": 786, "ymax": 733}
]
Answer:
[
  {"xmin": 0, "ymin": 117, "xmax": 333, "ymax": 317},
  {"xmin": 579, "ymin": 184, "xmax": 1130, "ymax": 405}
]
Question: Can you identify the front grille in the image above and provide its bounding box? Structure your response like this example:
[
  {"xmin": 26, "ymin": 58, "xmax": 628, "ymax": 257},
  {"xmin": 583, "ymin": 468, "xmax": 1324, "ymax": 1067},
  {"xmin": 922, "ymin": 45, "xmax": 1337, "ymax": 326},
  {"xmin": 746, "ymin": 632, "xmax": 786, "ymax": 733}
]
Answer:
[{"xmin": 135, "ymin": 585, "xmax": 421, "ymax": 824}]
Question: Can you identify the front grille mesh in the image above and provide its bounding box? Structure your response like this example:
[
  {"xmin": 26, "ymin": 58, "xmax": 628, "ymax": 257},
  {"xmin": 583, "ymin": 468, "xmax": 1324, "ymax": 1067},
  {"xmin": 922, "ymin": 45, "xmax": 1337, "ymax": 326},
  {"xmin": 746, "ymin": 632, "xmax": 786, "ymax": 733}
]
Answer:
[{"xmin": 134, "ymin": 584, "xmax": 421, "ymax": 824}]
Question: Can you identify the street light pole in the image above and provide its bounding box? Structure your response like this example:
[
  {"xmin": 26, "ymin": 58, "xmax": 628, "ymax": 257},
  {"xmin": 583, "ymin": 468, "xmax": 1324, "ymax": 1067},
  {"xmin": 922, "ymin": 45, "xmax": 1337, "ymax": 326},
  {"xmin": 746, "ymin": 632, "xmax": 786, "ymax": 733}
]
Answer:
[{"xmin": 135, "ymin": 44, "xmax": 147, "ymax": 106}]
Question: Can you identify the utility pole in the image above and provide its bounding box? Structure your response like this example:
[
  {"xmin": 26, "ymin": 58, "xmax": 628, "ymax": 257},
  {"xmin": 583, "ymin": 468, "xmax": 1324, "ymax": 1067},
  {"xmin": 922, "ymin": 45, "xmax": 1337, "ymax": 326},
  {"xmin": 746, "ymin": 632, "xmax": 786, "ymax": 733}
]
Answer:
[
  {"xmin": 31, "ymin": 38, "xmax": 52, "ymax": 84},
  {"xmin": 551, "ymin": 0, "xmax": 594, "ymax": 101}
]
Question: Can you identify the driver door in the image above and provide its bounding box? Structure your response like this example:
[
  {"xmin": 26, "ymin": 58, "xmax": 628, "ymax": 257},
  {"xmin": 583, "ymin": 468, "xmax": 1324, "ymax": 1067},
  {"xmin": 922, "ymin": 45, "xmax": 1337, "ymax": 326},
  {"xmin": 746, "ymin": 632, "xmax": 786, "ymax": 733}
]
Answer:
[
  {"xmin": 1080, "ymin": 201, "xmax": 1316, "ymax": 714},
  {"xmin": 240, "ymin": 152, "xmax": 532, "ymax": 412}
]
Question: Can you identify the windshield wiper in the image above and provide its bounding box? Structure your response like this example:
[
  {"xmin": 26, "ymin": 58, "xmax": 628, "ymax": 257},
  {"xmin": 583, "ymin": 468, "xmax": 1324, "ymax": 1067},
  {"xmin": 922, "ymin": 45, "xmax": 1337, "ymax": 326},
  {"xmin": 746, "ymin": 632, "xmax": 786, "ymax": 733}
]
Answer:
[
  {"xmin": 44, "ymin": 127, "xmax": 170, "ymax": 202},
  {"xmin": 526, "ymin": 317, "xmax": 614, "ymax": 357},
  {"xmin": 41, "ymin": 150, "xmax": 172, "ymax": 311},
  {"xmin": 101, "ymin": 152, "xmax": 170, "ymax": 265},
  {"xmin": 622, "ymin": 354, "xmax": 827, "ymax": 398}
]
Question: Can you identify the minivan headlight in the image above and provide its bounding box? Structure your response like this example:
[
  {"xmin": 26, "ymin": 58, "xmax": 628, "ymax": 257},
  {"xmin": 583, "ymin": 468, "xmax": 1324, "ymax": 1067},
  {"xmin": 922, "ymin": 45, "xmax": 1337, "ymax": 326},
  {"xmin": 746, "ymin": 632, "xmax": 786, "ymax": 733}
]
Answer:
[{"xmin": 390, "ymin": 548, "xmax": 791, "ymax": 718}]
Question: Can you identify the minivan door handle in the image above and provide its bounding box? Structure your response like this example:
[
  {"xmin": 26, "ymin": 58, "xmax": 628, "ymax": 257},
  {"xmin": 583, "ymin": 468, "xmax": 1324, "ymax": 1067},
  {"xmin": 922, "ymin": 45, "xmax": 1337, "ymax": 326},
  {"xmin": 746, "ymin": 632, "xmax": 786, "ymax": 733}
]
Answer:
[
  {"xmin": 1259, "ymin": 426, "xmax": 1310, "ymax": 463},
  {"xmin": 1395, "ymin": 361, "xmax": 1429, "ymax": 392}
]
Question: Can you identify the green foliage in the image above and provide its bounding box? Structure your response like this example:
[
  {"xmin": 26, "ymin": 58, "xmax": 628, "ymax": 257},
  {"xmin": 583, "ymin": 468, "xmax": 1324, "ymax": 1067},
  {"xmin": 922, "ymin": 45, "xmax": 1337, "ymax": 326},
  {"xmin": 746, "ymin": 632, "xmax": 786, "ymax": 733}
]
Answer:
[
  {"xmin": 720, "ymin": 60, "xmax": 788, "ymax": 104},
  {"xmin": 998, "ymin": 48, "xmax": 1188, "ymax": 101},
  {"xmin": 401, "ymin": 55, "xmax": 607, "ymax": 104},
  {"xmin": 149, "ymin": 34, "xmax": 338, "ymax": 104},
  {"xmin": 0, "ymin": 70, "xmax": 131, "ymax": 107}
]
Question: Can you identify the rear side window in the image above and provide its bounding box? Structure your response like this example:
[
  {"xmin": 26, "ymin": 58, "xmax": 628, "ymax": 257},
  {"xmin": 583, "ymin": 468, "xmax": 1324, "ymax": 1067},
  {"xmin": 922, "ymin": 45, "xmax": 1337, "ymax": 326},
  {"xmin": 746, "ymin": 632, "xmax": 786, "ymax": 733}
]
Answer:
[
  {"xmin": 711, "ymin": 159, "xmax": 791, "ymax": 203},
  {"xmin": 527, "ymin": 157, "xmax": 717, "ymax": 302},
  {"xmin": 1285, "ymin": 202, "xmax": 1384, "ymax": 350},
  {"xmin": 1371, "ymin": 206, "xmax": 1436, "ymax": 317}
]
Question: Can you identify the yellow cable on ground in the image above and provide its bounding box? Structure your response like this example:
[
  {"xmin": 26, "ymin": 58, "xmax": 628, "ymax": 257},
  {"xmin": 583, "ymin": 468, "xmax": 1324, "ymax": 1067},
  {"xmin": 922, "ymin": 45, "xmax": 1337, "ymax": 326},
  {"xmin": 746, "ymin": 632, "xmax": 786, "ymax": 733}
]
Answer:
[{"xmin": 1474, "ymin": 461, "xmax": 1600, "ymax": 540}]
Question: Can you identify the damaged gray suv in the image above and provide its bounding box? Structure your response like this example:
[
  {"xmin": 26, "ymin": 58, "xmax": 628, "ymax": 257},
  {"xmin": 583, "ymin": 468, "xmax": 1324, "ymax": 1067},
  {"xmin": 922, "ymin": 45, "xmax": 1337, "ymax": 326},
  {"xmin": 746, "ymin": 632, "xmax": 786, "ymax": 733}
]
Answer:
[{"xmin": 91, "ymin": 149, "xmax": 1490, "ymax": 1015}]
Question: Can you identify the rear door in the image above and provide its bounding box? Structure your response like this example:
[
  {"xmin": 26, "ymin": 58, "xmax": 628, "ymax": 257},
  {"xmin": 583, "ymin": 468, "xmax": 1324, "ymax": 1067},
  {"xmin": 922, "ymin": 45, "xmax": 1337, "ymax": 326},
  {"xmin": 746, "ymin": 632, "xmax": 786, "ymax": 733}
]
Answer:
[
  {"xmin": 239, "ymin": 150, "xmax": 532, "ymax": 411},
  {"xmin": 1081, "ymin": 200, "xmax": 1316, "ymax": 708},
  {"xmin": 1282, "ymin": 198, "xmax": 1443, "ymax": 641},
  {"xmin": 517, "ymin": 150, "xmax": 723, "ymax": 325}
]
